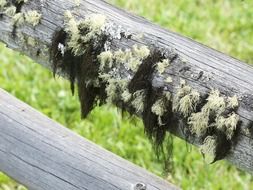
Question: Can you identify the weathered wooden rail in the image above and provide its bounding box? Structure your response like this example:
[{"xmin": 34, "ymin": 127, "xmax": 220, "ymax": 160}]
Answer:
[
  {"xmin": 0, "ymin": 0, "xmax": 253, "ymax": 185},
  {"xmin": 0, "ymin": 88, "xmax": 178, "ymax": 190}
]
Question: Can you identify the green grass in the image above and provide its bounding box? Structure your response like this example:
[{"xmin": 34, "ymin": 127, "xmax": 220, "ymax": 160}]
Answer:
[{"xmin": 0, "ymin": 0, "xmax": 253, "ymax": 189}]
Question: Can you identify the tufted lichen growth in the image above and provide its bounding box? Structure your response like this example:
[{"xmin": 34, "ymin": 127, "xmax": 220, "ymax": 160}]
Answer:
[
  {"xmin": 25, "ymin": 10, "xmax": 41, "ymax": 27},
  {"xmin": 4, "ymin": 6, "xmax": 16, "ymax": 17},
  {"xmin": 200, "ymin": 136, "xmax": 217, "ymax": 164},
  {"xmin": 0, "ymin": 0, "xmax": 7, "ymax": 9},
  {"xmin": 64, "ymin": 11, "xmax": 107, "ymax": 56},
  {"xmin": 156, "ymin": 59, "xmax": 170, "ymax": 75},
  {"xmin": 173, "ymin": 82, "xmax": 200, "ymax": 117},
  {"xmin": 216, "ymin": 113, "xmax": 240, "ymax": 140}
]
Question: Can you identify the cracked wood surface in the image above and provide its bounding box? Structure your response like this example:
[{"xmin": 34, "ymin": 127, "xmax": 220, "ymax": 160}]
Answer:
[
  {"xmin": 0, "ymin": 0, "xmax": 253, "ymax": 176},
  {"xmin": 0, "ymin": 88, "xmax": 178, "ymax": 190}
]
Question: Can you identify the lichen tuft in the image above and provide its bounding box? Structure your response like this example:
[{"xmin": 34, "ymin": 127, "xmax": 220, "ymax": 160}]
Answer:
[{"xmin": 25, "ymin": 10, "xmax": 42, "ymax": 27}]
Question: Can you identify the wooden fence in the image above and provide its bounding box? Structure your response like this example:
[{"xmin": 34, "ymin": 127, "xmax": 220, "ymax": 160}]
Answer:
[{"xmin": 0, "ymin": 0, "xmax": 253, "ymax": 189}]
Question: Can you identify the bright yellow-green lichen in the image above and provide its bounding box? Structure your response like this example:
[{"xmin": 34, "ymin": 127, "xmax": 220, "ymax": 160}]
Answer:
[
  {"xmin": 200, "ymin": 136, "xmax": 217, "ymax": 164},
  {"xmin": 64, "ymin": 11, "xmax": 106, "ymax": 56},
  {"xmin": 24, "ymin": 10, "xmax": 42, "ymax": 27},
  {"xmin": 173, "ymin": 83, "xmax": 200, "ymax": 117},
  {"xmin": 157, "ymin": 59, "xmax": 170, "ymax": 75}
]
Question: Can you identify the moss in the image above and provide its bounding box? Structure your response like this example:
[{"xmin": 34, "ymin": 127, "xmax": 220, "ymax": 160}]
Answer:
[
  {"xmin": 24, "ymin": 10, "xmax": 41, "ymax": 27},
  {"xmin": 26, "ymin": 36, "xmax": 36, "ymax": 47},
  {"xmin": 156, "ymin": 59, "xmax": 170, "ymax": 75},
  {"xmin": 200, "ymin": 136, "xmax": 217, "ymax": 164}
]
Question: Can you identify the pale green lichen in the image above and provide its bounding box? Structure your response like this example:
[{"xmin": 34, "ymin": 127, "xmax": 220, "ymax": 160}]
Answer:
[
  {"xmin": 200, "ymin": 136, "xmax": 217, "ymax": 164},
  {"xmin": 64, "ymin": 11, "xmax": 106, "ymax": 56},
  {"xmin": 216, "ymin": 113, "xmax": 239, "ymax": 140},
  {"xmin": 188, "ymin": 89, "xmax": 239, "ymax": 139},
  {"xmin": 151, "ymin": 92, "xmax": 171, "ymax": 125},
  {"xmin": 104, "ymin": 78, "xmax": 128, "ymax": 104},
  {"xmin": 26, "ymin": 36, "xmax": 36, "ymax": 47},
  {"xmin": 157, "ymin": 59, "xmax": 170, "ymax": 75},
  {"xmin": 13, "ymin": 13, "xmax": 25, "ymax": 26},
  {"xmin": 131, "ymin": 90, "xmax": 145, "ymax": 113},
  {"xmin": 74, "ymin": 0, "xmax": 80, "ymax": 6},
  {"xmin": 24, "ymin": 10, "xmax": 42, "ymax": 27},
  {"xmin": 98, "ymin": 51, "xmax": 113, "ymax": 70},
  {"xmin": 202, "ymin": 90, "xmax": 226, "ymax": 115},
  {"xmin": 173, "ymin": 83, "xmax": 200, "ymax": 117},
  {"xmin": 98, "ymin": 45, "xmax": 150, "ymax": 73},
  {"xmin": 121, "ymin": 89, "xmax": 132, "ymax": 103},
  {"xmin": 227, "ymin": 95, "xmax": 239, "ymax": 109},
  {"xmin": 4, "ymin": 6, "xmax": 16, "ymax": 17},
  {"xmin": 188, "ymin": 112, "xmax": 209, "ymax": 137},
  {"xmin": 165, "ymin": 76, "xmax": 173, "ymax": 83},
  {"xmin": 0, "ymin": 0, "xmax": 7, "ymax": 9}
]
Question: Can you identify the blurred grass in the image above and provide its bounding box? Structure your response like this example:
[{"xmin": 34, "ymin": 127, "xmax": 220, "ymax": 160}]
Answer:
[{"xmin": 0, "ymin": 0, "xmax": 253, "ymax": 189}]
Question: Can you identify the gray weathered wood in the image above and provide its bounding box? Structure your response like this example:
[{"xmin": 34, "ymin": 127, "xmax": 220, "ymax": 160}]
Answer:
[
  {"xmin": 0, "ymin": 88, "xmax": 178, "ymax": 190},
  {"xmin": 0, "ymin": 0, "xmax": 253, "ymax": 175}
]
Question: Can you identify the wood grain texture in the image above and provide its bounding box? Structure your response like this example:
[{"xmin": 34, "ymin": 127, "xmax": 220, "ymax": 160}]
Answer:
[
  {"xmin": 0, "ymin": 0, "xmax": 253, "ymax": 174},
  {"xmin": 0, "ymin": 88, "xmax": 178, "ymax": 190}
]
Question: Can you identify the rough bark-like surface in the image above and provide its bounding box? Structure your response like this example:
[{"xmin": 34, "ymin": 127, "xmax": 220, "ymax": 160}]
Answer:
[
  {"xmin": 0, "ymin": 88, "xmax": 178, "ymax": 190},
  {"xmin": 0, "ymin": 0, "xmax": 253, "ymax": 174}
]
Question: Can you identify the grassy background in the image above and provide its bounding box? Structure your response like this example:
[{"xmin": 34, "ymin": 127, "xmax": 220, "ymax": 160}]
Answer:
[{"xmin": 0, "ymin": 0, "xmax": 253, "ymax": 189}]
